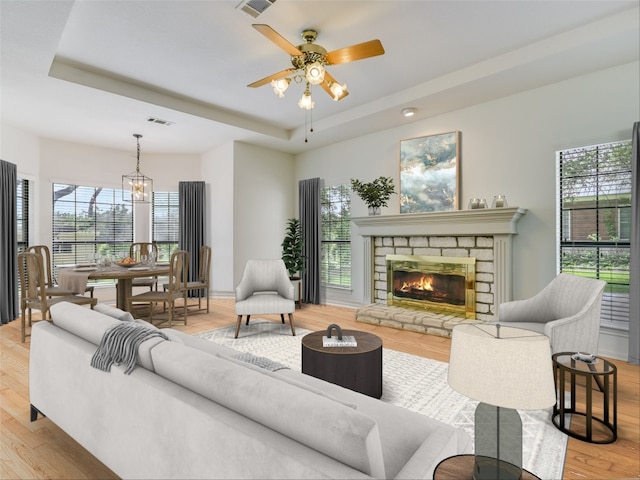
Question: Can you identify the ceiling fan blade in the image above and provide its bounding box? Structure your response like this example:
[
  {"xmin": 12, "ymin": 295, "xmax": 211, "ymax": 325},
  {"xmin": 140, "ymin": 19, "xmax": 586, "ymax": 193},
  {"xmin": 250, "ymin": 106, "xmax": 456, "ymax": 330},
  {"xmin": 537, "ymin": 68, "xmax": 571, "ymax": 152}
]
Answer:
[
  {"xmin": 248, "ymin": 68, "xmax": 296, "ymax": 88},
  {"xmin": 326, "ymin": 39, "xmax": 385, "ymax": 65},
  {"xmin": 321, "ymin": 71, "xmax": 349, "ymax": 101},
  {"xmin": 252, "ymin": 24, "xmax": 303, "ymax": 57}
]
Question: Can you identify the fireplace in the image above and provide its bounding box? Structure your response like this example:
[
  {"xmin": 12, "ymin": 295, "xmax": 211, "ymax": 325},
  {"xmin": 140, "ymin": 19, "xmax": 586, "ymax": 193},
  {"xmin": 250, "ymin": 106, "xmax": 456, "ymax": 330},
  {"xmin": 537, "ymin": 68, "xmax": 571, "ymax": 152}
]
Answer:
[
  {"xmin": 386, "ymin": 255, "xmax": 476, "ymax": 319},
  {"xmin": 352, "ymin": 209, "xmax": 526, "ymax": 336}
]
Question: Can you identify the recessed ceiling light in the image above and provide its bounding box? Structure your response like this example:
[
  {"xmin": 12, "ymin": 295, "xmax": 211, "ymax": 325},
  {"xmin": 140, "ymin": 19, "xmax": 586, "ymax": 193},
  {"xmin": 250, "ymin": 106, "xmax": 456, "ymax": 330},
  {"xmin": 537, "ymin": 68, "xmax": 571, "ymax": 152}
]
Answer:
[{"xmin": 401, "ymin": 108, "xmax": 416, "ymax": 117}]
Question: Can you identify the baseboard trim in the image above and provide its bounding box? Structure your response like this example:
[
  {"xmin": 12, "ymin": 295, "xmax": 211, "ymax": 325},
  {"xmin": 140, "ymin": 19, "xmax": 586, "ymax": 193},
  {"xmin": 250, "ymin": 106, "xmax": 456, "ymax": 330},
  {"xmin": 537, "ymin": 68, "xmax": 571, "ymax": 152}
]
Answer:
[{"xmin": 598, "ymin": 327, "xmax": 629, "ymax": 361}]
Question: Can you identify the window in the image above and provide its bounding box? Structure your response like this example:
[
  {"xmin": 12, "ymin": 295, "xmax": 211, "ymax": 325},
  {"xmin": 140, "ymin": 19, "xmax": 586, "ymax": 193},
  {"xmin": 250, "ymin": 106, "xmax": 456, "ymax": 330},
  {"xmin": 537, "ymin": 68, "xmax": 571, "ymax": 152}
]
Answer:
[
  {"xmin": 152, "ymin": 191, "xmax": 180, "ymax": 261},
  {"xmin": 321, "ymin": 184, "xmax": 351, "ymax": 288},
  {"xmin": 557, "ymin": 140, "xmax": 632, "ymax": 330},
  {"xmin": 52, "ymin": 184, "xmax": 133, "ymax": 281},
  {"xmin": 17, "ymin": 177, "xmax": 29, "ymax": 253}
]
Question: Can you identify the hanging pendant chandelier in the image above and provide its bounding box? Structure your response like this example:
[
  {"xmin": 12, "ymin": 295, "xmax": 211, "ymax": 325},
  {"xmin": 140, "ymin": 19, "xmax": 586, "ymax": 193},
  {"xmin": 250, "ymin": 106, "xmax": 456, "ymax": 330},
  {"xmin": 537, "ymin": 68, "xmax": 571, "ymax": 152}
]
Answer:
[{"xmin": 122, "ymin": 134, "xmax": 153, "ymax": 203}]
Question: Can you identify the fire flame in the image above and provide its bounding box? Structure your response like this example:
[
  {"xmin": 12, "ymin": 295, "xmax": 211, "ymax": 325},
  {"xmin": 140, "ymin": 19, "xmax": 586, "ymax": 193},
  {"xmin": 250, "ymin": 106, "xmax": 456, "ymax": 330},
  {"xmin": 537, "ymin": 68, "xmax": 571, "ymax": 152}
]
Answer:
[{"xmin": 400, "ymin": 276, "xmax": 434, "ymax": 292}]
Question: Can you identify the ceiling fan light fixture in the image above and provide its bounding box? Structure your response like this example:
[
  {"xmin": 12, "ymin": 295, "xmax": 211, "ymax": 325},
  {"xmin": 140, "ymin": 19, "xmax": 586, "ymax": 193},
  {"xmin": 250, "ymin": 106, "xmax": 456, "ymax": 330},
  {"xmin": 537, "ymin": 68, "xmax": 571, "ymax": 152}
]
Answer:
[
  {"xmin": 305, "ymin": 62, "xmax": 325, "ymax": 85},
  {"xmin": 329, "ymin": 81, "xmax": 348, "ymax": 101},
  {"xmin": 271, "ymin": 77, "xmax": 290, "ymax": 97},
  {"xmin": 298, "ymin": 86, "xmax": 314, "ymax": 110},
  {"xmin": 402, "ymin": 107, "xmax": 417, "ymax": 117}
]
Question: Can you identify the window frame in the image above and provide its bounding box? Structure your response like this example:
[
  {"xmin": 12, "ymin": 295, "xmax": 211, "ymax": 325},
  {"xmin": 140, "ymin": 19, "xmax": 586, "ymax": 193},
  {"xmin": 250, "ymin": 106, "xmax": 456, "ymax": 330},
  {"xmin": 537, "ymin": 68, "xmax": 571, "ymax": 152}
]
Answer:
[
  {"xmin": 557, "ymin": 140, "xmax": 631, "ymax": 331},
  {"xmin": 52, "ymin": 183, "xmax": 134, "ymax": 283},
  {"xmin": 321, "ymin": 183, "xmax": 352, "ymax": 290}
]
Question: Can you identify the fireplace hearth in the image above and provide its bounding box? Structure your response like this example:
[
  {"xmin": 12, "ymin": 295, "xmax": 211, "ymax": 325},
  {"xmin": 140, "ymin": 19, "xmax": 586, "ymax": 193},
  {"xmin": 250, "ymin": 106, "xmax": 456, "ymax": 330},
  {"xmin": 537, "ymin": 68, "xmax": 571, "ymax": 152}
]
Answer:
[{"xmin": 387, "ymin": 255, "xmax": 476, "ymax": 319}]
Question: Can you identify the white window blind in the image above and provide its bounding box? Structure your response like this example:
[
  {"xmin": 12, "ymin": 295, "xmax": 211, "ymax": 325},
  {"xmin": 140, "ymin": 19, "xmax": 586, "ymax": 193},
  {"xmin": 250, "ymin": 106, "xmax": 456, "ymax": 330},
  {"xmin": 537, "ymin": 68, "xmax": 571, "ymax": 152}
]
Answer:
[
  {"xmin": 152, "ymin": 191, "xmax": 180, "ymax": 262},
  {"xmin": 52, "ymin": 184, "xmax": 133, "ymax": 280},
  {"xmin": 557, "ymin": 140, "xmax": 632, "ymax": 330},
  {"xmin": 17, "ymin": 177, "xmax": 29, "ymax": 253},
  {"xmin": 321, "ymin": 184, "xmax": 351, "ymax": 289}
]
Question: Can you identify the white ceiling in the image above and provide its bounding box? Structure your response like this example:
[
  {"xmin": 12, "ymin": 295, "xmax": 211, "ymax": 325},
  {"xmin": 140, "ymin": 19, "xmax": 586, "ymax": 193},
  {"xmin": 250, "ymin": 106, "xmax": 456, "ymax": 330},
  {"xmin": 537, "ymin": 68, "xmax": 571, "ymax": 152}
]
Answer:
[{"xmin": 1, "ymin": 0, "xmax": 638, "ymax": 155}]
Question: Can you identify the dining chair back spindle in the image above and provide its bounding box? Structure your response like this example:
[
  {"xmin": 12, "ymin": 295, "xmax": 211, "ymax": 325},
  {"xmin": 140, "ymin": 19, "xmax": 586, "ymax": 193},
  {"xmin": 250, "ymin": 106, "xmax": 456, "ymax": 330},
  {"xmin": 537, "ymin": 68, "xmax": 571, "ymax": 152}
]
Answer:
[
  {"xmin": 27, "ymin": 244, "xmax": 94, "ymax": 298},
  {"xmin": 18, "ymin": 251, "xmax": 97, "ymax": 342},
  {"xmin": 127, "ymin": 250, "xmax": 189, "ymax": 327},
  {"xmin": 129, "ymin": 242, "xmax": 159, "ymax": 291},
  {"xmin": 164, "ymin": 245, "xmax": 211, "ymax": 312}
]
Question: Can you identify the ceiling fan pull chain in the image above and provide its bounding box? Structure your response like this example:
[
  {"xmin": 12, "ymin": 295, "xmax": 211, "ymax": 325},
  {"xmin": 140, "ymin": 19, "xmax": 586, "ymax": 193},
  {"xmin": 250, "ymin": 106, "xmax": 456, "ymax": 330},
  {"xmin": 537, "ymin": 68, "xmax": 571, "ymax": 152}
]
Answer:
[{"xmin": 304, "ymin": 108, "xmax": 314, "ymax": 143}]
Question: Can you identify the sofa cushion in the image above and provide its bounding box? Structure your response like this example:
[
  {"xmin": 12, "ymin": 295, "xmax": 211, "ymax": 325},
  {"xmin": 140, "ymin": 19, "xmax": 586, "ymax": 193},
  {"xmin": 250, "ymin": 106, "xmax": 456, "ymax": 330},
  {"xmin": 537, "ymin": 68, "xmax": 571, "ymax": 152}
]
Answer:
[
  {"xmin": 93, "ymin": 303, "xmax": 134, "ymax": 322},
  {"xmin": 151, "ymin": 341, "xmax": 385, "ymax": 478},
  {"xmin": 216, "ymin": 353, "xmax": 358, "ymax": 410},
  {"xmin": 51, "ymin": 302, "xmax": 121, "ymax": 345},
  {"xmin": 50, "ymin": 302, "xmax": 165, "ymax": 371}
]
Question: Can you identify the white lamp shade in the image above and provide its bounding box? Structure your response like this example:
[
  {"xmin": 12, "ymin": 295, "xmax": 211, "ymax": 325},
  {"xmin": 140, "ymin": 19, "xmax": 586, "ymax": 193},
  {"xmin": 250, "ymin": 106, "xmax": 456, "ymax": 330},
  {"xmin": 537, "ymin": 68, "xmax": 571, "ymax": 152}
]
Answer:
[{"xmin": 448, "ymin": 324, "xmax": 556, "ymax": 410}]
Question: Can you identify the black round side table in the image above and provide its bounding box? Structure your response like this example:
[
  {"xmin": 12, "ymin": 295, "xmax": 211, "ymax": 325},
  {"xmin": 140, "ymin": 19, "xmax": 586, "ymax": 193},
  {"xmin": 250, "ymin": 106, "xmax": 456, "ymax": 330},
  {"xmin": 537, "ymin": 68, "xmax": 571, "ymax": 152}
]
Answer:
[{"xmin": 552, "ymin": 351, "xmax": 617, "ymax": 444}]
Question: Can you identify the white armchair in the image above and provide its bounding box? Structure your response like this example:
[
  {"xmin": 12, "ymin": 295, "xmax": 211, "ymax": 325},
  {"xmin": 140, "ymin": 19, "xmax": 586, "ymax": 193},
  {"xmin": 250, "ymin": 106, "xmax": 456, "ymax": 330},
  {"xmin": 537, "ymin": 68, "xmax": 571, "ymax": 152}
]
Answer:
[
  {"xmin": 498, "ymin": 273, "xmax": 606, "ymax": 355},
  {"xmin": 234, "ymin": 259, "xmax": 296, "ymax": 338}
]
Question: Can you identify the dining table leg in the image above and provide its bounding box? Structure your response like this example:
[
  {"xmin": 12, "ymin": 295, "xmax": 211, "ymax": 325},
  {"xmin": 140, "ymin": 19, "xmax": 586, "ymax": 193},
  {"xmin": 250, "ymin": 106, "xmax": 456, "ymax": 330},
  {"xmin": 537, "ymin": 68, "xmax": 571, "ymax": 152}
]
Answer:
[{"xmin": 116, "ymin": 278, "xmax": 133, "ymax": 312}]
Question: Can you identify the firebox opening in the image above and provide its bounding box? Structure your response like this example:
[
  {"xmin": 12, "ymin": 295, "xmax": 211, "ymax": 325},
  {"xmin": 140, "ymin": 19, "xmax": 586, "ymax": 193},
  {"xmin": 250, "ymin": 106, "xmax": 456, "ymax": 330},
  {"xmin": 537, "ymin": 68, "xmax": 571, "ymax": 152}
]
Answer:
[
  {"xmin": 393, "ymin": 271, "xmax": 466, "ymax": 305},
  {"xmin": 386, "ymin": 254, "xmax": 476, "ymax": 319}
]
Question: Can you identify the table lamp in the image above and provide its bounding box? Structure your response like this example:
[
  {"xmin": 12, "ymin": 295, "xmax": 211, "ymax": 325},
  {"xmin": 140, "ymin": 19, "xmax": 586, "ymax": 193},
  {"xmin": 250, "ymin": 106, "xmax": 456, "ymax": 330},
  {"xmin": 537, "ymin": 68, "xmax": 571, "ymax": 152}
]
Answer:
[{"xmin": 448, "ymin": 323, "xmax": 555, "ymax": 480}]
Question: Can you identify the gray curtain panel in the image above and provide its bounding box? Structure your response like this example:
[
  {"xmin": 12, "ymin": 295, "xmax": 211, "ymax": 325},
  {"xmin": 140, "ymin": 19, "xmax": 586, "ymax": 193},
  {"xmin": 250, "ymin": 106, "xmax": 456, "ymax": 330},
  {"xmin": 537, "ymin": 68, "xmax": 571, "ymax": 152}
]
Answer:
[
  {"xmin": 629, "ymin": 122, "xmax": 639, "ymax": 365},
  {"xmin": 179, "ymin": 181, "xmax": 206, "ymax": 293},
  {"xmin": 299, "ymin": 178, "xmax": 321, "ymax": 304},
  {"xmin": 1, "ymin": 160, "xmax": 19, "ymax": 324}
]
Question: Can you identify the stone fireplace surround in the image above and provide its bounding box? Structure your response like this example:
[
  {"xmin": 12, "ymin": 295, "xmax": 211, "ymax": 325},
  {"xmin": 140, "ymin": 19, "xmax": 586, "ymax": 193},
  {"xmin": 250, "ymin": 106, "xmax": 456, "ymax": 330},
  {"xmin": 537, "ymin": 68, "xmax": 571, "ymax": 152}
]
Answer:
[{"xmin": 351, "ymin": 208, "xmax": 527, "ymax": 337}]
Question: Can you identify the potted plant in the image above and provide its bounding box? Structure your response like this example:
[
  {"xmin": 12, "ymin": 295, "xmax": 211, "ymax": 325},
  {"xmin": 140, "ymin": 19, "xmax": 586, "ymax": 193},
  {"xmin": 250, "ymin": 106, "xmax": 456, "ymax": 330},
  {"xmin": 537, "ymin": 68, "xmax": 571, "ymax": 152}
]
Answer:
[
  {"xmin": 350, "ymin": 176, "xmax": 396, "ymax": 215},
  {"xmin": 281, "ymin": 218, "xmax": 305, "ymax": 278}
]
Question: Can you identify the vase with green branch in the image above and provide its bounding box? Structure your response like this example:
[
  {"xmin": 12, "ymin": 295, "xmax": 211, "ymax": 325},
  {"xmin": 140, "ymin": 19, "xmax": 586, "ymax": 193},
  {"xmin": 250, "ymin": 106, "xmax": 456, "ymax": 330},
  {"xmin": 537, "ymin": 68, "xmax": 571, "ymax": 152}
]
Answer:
[{"xmin": 350, "ymin": 176, "xmax": 396, "ymax": 215}]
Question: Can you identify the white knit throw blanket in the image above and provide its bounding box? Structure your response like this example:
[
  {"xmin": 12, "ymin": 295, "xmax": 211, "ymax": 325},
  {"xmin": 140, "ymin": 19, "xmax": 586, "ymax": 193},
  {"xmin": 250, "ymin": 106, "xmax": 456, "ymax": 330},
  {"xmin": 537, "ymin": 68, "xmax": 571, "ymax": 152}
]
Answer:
[{"xmin": 91, "ymin": 322, "xmax": 168, "ymax": 375}]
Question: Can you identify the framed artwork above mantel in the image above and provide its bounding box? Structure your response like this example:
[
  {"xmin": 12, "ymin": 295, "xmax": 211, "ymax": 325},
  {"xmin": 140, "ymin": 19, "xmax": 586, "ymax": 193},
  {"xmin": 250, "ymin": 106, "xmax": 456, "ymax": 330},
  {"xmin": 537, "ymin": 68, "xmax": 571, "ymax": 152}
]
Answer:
[{"xmin": 399, "ymin": 131, "xmax": 460, "ymax": 213}]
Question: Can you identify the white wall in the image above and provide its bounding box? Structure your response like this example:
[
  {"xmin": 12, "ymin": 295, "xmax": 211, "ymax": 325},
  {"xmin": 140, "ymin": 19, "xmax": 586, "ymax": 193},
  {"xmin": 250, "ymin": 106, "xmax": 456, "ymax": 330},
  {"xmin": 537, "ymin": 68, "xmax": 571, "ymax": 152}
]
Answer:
[
  {"xmin": 1, "ymin": 124, "xmax": 40, "ymax": 173},
  {"xmin": 1, "ymin": 125, "xmax": 41, "ymax": 239},
  {"xmin": 37, "ymin": 138, "xmax": 200, "ymax": 246},
  {"xmin": 201, "ymin": 141, "xmax": 234, "ymax": 295},
  {"xmin": 232, "ymin": 141, "xmax": 295, "ymax": 285},
  {"xmin": 295, "ymin": 62, "xmax": 639, "ymax": 310}
]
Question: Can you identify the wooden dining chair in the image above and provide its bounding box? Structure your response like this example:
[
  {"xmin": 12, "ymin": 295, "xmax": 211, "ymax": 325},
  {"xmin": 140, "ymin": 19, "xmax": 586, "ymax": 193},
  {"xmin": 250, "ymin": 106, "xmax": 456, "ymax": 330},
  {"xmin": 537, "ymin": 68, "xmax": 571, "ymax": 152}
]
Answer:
[
  {"xmin": 127, "ymin": 250, "xmax": 189, "ymax": 328},
  {"xmin": 164, "ymin": 245, "xmax": 211, "ymax": 312},
  {"xmin": 129, "ymin": 242, "xmax": 159, "ymax": 291},
  {"xmin": 18, "ymin": 251, "xmax": 97, "ymax": 343},
  {"xmin": 27, "ymin": 245, "xmax": 94, "ymax": 298}
]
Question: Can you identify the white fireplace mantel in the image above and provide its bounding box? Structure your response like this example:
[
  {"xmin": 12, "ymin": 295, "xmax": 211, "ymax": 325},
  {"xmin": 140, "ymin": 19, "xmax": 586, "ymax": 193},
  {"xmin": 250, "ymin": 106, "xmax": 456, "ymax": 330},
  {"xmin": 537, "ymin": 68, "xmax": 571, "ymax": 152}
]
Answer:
[
  {"xmin": 352, "ymin": 207, "xmax": 528, "ymax": 310},
  {"xmin": 352, "ymin": 207, "xmax": 527, "ymax": 237}
]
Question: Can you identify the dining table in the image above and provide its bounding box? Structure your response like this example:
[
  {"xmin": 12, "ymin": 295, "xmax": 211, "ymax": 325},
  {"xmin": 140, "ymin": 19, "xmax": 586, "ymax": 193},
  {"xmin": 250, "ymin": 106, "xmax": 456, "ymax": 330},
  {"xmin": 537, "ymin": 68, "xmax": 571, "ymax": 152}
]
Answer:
[{"xmin": 58, "ymin": 263, "xmax": 170, "ymax": 312}]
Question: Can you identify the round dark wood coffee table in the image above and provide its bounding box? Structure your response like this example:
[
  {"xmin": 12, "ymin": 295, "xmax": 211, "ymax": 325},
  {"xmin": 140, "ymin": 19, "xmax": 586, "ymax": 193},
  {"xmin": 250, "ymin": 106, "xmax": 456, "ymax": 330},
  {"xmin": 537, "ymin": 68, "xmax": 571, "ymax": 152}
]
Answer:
[
  {"xmin": 434, "ymin": 455, "xmax": 540, "ymax": 480},
  {"xmin": 301, "ymin": 329, "xmax": 382, "ymax": 398}
]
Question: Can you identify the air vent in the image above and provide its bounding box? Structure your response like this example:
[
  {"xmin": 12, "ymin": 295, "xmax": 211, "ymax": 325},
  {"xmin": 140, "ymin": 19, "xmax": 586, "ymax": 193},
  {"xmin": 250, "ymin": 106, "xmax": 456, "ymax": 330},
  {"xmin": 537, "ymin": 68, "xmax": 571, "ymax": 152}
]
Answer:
[
  {"xmin": 235, "ymin": 0, "xmax": 276, "ymax": 18},
  {"xmin": 146, "ymin": 117, "xmax": 174, "ymax": 126}
]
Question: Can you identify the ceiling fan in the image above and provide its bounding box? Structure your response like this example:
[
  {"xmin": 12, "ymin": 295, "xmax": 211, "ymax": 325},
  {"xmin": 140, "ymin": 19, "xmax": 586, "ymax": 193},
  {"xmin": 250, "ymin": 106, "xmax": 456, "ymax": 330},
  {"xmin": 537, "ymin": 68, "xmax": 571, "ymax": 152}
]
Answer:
[{"xmin": 248, "ymin": 24, "xmax": 385, "ymax": 109}]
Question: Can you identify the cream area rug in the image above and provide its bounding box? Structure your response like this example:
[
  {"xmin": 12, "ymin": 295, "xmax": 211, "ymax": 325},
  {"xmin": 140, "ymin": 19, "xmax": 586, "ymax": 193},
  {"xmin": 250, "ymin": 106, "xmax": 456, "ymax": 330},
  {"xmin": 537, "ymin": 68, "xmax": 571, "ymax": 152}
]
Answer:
[{"xmin": 197, "ymin": 320, "xmax": 568, "ymax": 480}]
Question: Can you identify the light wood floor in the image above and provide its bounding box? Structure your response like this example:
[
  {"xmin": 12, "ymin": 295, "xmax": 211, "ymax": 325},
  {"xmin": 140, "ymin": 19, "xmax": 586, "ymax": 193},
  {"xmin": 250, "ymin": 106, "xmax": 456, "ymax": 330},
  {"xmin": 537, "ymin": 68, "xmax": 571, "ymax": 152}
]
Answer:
[{"xmin": 1, "ymin": 298, "xmax": 638, "ymax": 479}]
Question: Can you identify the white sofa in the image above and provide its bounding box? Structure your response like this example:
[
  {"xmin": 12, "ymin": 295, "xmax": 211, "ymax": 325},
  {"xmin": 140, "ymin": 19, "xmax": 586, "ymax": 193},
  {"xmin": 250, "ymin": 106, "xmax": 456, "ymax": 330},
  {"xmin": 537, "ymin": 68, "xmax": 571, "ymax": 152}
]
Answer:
[{"xmin": 29, "ymin": 302, "xmax": 471, "ymax": 479}]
